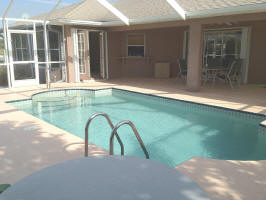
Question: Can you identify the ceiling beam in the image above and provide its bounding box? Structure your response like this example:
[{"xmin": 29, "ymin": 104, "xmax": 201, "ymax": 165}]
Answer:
[
  {"xmin": 166, "ymin": 0, "xmax": 186, "ymax": 20},
  {"xmin": 97, "ymin": 0, "xmax": 130, "ymax": 25}
]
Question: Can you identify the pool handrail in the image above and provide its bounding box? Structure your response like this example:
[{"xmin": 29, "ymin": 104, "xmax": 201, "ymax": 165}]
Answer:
[
  {"xmin": 85, "ymin": 112, "xmax": 124, "ymax": 157},
  {"xmin": 110, "ymin": 120, "xmax": 149, "ymax": 159}
]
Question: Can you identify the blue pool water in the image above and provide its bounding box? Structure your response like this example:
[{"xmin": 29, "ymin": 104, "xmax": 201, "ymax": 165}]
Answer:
[{"xmin": 9, "ymin": 89, "xmax": 266, "ymax": 167}]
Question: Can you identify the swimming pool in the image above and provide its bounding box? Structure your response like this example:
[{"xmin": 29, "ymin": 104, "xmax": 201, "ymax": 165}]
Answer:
[{"xmin": 8, "ymin": 88, "xmax": 266, "ymax": 167}]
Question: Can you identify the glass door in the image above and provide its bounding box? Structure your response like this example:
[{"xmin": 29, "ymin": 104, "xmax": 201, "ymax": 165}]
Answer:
[
  {"xmin": 8, "ymin": 31, "xmax": 39, "ymax": 87},
  {"xmin": 203, "ymin": 30, "xmax": 242, "ymax": 69}
]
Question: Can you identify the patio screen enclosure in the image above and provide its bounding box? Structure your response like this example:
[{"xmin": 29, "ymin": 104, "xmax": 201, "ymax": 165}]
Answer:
[
  {"xmin": 0, "ymin": 0, "xmax": 70, "ymax": 88},
  {"xmin": 0, "ymin": 19, "xmax": 66, "ymax": 88}
]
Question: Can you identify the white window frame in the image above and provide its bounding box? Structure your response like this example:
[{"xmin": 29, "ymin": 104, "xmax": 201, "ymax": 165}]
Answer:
[
  {"xmin": 127, "ymin": 33, "xmax": 145, "ymax": 57},
  {"xmin": 77, "ymin": 32, "xmax": 86, "ymax": 74}
]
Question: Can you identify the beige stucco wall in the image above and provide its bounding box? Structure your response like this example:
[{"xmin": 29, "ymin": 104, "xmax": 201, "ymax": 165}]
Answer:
[
  {"xmin": 107, "ymin": 32, "xmax": 123, "ymax": 79},
  {"xmin": 107, "ymin": 27, "xmax": 185, "ymax": 78},
  {"xmin": 248, "ymin": 20, "xmax": 266, "ymax": 84},
  {"xmin": 64, "ymin": 25, "xmax": 76, "ymax": 83},
  {"xmin": 64, "ymin": 14, "xmax": 266, "ymax": 84}
]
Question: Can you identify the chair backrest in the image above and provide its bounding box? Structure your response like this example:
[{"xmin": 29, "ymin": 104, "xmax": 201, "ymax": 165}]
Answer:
[{"xmin": 228, "ymin": 59, "xmax": 242, "ymax": 77}]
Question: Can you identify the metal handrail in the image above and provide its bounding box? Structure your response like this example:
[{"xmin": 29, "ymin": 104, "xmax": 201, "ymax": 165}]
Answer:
[
  {"xmin": 85, "ymin": 112, "xmax": 124, "ymax": 157},
  {"xmin": 110, "ymin": 120, "xmax": 149, "ymax": 159}
]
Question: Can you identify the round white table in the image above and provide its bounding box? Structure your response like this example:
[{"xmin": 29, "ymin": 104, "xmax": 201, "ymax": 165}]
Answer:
[{"xmin": 2, "ymin": 156, "xmax": 209, "ymax": 200}]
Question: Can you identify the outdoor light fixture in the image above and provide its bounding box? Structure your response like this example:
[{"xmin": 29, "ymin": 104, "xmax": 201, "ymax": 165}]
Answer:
[
  {"xmin": 166, "ymin": 0, "xmax": 186, "ymax": 20},
  {"xmin": 97, "ymin": 0, "xmax": 130, "ymax": 25}
]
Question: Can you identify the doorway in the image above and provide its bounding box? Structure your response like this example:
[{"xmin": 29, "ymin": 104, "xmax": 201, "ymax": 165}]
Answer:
[
  {"xmin": 89, "ymin": 31, "xmax": 101, "ymax": 78},
  {"xmin": 203, "ymin": 28, "xmax": 250, "ymax": 83},
  {"xmin": 7, "ymin": 30, "xmax": 39, "ymax": 87},
  {"xmin": 73, "ymin": 29, "xmax": 105, "ymax": 82}
]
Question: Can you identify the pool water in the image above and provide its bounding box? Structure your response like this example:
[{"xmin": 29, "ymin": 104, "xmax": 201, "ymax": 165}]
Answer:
[{"xmin": 9, "ymin": 89, "xmax": 266, "ymax": 167}]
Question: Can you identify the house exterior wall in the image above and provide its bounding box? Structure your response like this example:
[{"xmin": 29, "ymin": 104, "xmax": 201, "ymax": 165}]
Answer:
[
  {"xmin": 248, "ymin": 20, "xmax": 266, "ymax": 84},
  {"xmin": 64, "ymin": 25, "xmax": 76, "ymax": 83},
  {"xmin": 63, "ymin": 13, "xmax": 266, "ymax": 84},
  {"xmin": 64, "ymin": 25, "xmax": 107, "ymax": 83},
  {"xmin": 107, "ymin": 32, "xmax": 123, "ymax": 79},
  {"xmin": 107, "ymin": 27, "xmax": 185, "ymax": 78}
]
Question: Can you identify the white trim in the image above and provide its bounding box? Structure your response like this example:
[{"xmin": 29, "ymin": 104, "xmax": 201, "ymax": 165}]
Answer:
[
  {"xmin": 49, "ymin": 19, "xmax": 103, "ymax": 26},
  {"xmin": 166, "ymin": 0, "xmax": 186, "ymax": 20},
  {"xmin": 2, "ymin": 20, "xmax": 11, "ymax": 87},
  {"xmin": 1, "ymin": 18, "xmax": 44, "ymax": 23},
  {"xmin": 97, "ymin": 0, "xmax": 129, "ymax": 25},
  {"xmin": 2, "ymin": 0, "xmax": 14, "ymax": 87},
  {"xmin": 104, "ymin": 32, "xmax": 109, "ymax": 80},
  {"xmin": 62, "ymin": 25, "xmax": 67, "ymax": 82},
  {"xmin": 71, "ymin": 28, "xmax": 80, "ymax": 82},
  {"xmin": 77, "ymin": 32, "xmax": 86, "ymax": 74},
  {"xmin": 240, "ymin": 27, "xmax": 251, "ymax": 84},
  {"xmin": 99, "ymin": 32, "xmax": 105, "ymax": 79},
  {"xmin": 7, "ymin": 29, "xmax": 34, "ymax": 34},
  {"xmin": 38, "ymin": 61, "xmax": 65, "ymax": 64},
  {"xmin": 43, "ymin": 23, "xmax": 50, "ymax": 85},
  {"xmin": 33, "ymin": 23, "xmax": 40, "ymax": 85}
]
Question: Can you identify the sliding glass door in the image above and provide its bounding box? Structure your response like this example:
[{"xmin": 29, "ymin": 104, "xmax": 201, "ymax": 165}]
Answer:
[
  {"xmin": 203, "ymin": 29, "xmax": 251, "ymax": 83},
  {"xmin": 204, "ymin": 30, "xmax": 242, "ymax": 69}
]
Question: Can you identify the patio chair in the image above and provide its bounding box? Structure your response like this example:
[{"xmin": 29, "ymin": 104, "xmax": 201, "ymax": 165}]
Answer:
[
  {"xmin": 178, "ymin": 59, "xmax": 187, "ymax": 80},
  {"xmin": 217, "ymin": 59, "xmax": 243, "ymax": 89},
  {"xmin": 202, "ymin": 57, "xmax": 224, "ymax": 85}
]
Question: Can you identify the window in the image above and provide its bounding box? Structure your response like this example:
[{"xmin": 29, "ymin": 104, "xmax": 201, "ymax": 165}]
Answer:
[
  {"xmin": 127, "ymin": 34, "xmax": 145, "ymax": 57},
  {"xmin": 78, "ymin": 33, "xmax": 86, "ymax": 74}
]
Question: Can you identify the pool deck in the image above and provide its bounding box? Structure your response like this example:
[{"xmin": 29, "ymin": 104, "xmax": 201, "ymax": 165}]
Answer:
[{"xmin": 0, "ymin": 78, "xmax": 266, "ymax": 200}]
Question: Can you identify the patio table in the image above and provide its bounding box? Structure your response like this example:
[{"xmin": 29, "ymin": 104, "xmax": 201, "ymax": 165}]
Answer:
[
  {"xmin": 1, "ymin": 156, "xmax": 209, "ymax": 200},
  {"xmin": 202, "ymin": 67, "xmax": 229, "ymax": 85}
]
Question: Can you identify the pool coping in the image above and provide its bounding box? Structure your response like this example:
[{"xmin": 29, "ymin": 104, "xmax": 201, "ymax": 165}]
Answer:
[{"xmin": 6, "ymin": 87, "xmax": 266, "ymax": 130}]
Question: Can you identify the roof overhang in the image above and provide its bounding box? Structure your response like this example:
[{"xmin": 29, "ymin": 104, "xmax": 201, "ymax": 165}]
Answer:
[
  {"xmin": 3, "ymin": 1, "xmax": 266, "ymax": 28},
  {"xmin": 186, "ymin": 3, "xmax": 266, "ymax": 19}
]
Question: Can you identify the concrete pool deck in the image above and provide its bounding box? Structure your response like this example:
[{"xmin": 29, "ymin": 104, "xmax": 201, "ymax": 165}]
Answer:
[{"xmin": 0, "ymin": 78, "xmax": 266, "ymax": 200}]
